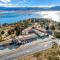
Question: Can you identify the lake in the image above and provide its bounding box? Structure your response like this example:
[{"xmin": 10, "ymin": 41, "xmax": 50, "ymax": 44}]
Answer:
[{"xmin": 0, "ymin": 11, "xmax": 60, "ymax": 24}]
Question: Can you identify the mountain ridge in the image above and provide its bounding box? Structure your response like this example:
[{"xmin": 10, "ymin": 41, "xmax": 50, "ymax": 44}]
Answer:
[{"xmin": 0, "ymin": 6, "xmax": 60, "ymax": 11}]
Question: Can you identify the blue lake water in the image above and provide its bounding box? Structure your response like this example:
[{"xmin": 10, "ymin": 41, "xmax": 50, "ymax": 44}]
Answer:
[
  {"xmin": 0, "ymin": 12, "xmax": 41, "ymax": 24},
  {"xmin": 0, "ymin": 11, "xmax": 59, "ymax": 24}
]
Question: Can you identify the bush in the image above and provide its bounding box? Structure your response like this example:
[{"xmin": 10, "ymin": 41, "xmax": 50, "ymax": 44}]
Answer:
[
  {"xmin": 8, "ymin": 30, "xmax": 11, "ymax": 35},
  {"xmin": 54, "ymin": 31, "xmax": 60, "ymax": 38},
  {"xmin": 11, "ymin": 29, "xmax": 15, "ymax": 34},
  {"xmin": 50, "ymin": 25, "xmax": 55, "ymax": 30},
  {"xmin": 14, "ymin": 25, "xmax": 22, "ymax": 36},
  {"xmin": 33, "ymin": 52, "xmax": 40, "ymax": 57},
  {"xmin": 52, "ymin": 42, "xmax": 58, "ymax": 48},
  {"xmin": 0, "ymin": 34, "xmax": 4, "ymax": 42},
  {"xmin": 1, "ymin": 31, "xmax": 4, "ymax": 35},
  {"xmin": 58, "ymin": 22, "xmax": 60, "ymax": 26},
  {"xmin": 45, "ymin": 26, "xmax": 49, "ymax": 30}
]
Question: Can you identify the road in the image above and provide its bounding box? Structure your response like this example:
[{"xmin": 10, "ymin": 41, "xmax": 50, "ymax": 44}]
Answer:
[
  {"xmin": 0, "ymin": 37, "xmax": 53, "ymax": 60},
  {"xmin": 0, "ymin": 35, "xmax": 60, "ymax": 60}
]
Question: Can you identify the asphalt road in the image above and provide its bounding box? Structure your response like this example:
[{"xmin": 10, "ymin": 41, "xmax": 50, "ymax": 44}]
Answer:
[
  {"xmin": 0, "ymin": 38, "xmax": 53, "ymax": 60},
  {"xmin": 0, "ymin": 34, "xmax": 60, "ymax": 60}
]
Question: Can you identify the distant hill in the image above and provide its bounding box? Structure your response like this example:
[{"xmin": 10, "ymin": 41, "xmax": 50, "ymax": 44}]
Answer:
[
  {"xmin": 0, "ymin": 7, "xmax": 47, "ymax": 11},
  {"xmin": 48, "ymin": 6, "xmax": 60, "ymax": 10},
  {"xmin": 0, "ymin": 6, "xmax": 60, "ymax": 11}
]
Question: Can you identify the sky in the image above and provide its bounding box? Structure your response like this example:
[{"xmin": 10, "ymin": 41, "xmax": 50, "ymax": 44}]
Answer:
[{"xmin": 0, "ymin": 0, "xmax": 60, "ymax": 7}]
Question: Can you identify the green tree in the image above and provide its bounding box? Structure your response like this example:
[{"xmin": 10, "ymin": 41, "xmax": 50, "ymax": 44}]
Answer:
[
  {"xmin": 8, "ymin": 30, "xmax": 11, "ymax": 35},
  {"xmin": 45, "ymin": 26, "xmax": 49, "ymax": 30},
  {"xmin": 11, "ymin": 29, "xmax": 15, "ymax": 34},
  {"xmin": 58, "ymin": 22, "xmax": 60, "ymax": 26},
  {"xmin": 54, "ymin": 31, "xmax": 60, "ymax": 38},
  {"xmin": 50, "ymin": 25, "xmax": 55, "ymax": 30},
  {"xmin": 1, "ymin": 31, "xmax": 4, "ymax": 35},
  {"xmin": 15, "ymin": 25, "xmax": 22, "ymax": 36},
  {"xmin": 0, "ymin": 34, "xmax": 3, "ymax": 42}
]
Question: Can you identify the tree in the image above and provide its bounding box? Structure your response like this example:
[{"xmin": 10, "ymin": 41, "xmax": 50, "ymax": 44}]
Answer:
[
  {"xmin": 0, "ymin": 34, "xmax": 3, "ymax": 42},
  {"xmin": 50, "ymin": 25, "xmax": 55, "ymax": 30},
  {"xmin": 1, "ymin": 31, "xmax": 4, "ymax": 35},
  {"xmin": 8, "ymin": 30, "xmax": 11, "ymax": 35},
  {"xmin": 45, "ymin": 26, "xmax": 49, "ymax": 30},
  {"xmin": 57, "ymin": 22, "xmax": 60, "ymax": 30},
  {"xmin": 23, "ymin": 21, "xmax": 29, "ymax": 28},
  {"xmin": 54, "ymin": 31, "xmax": 60, "ymax": 38},
  {"xmin": 15, "ymin": 25, "xmax": 22, "ymax": 36},
  {"xmin": 58, "ymin": 22, "xmax": 60, "ymax": 26},
  {"xmin": 11, "ymin": 29, "xmax": 15, "ymax": 34}
]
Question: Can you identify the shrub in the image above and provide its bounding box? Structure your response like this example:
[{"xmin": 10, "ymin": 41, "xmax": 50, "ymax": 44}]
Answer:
[
  {"xmin": 11, "ymin": 29, "xmax": 15, "ymax": 34},
  {"xmin": 1, "ymin": 31, "xmax": 4, "ymax": 34},
  {"xmin": 14, "ymin": 25, "xmax": 22, "ymax": 36},
  {"xmin": 45, "ymin": 26, "xmax": 49, "ymax": 30},
  {"xmin": 50, "ymin": 25, "xmax": 55, "ymax": 30},
  {"xmin": 58, "ymin": 22, "xmax": 60, "ymax": 26},
  {"xmin": 33, "ymin": 52, "xmax": 40, "ymax": 57},
  {"xmin": 52, "ymin": 42, "xmax": 58, "ymax": 48},
  {"xmin": 8, "ymin": 30, "xmax": 11, "ymax": 35},
  {"xmin": 54, "ymin": 31, "xmax": 60, "ymax": 38}
]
